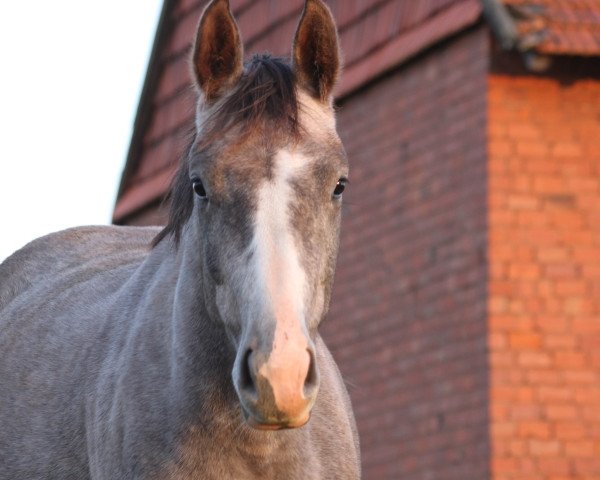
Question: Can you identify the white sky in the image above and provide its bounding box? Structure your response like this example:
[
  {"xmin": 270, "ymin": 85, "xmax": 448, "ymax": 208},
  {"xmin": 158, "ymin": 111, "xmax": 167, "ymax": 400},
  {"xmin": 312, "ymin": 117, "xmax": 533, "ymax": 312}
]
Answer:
[{"xmin": 0, "ymin": 1, "xmax": 163, "ymax": 262}]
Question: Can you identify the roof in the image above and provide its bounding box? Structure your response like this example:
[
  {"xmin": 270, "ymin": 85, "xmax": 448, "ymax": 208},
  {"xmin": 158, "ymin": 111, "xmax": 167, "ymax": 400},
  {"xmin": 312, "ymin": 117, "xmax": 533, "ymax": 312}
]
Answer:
[
  {"xmin": 113, "ymin": 0, "xmax": 483, "ymax": 222},
  {"xmin": 485, "ymin": 0, "xmax": 600, "ymax": 56}
]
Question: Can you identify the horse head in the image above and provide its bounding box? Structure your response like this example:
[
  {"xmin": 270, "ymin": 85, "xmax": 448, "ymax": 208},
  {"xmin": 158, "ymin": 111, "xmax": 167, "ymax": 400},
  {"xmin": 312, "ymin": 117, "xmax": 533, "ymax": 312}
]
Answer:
[{"xmin": 159, "ymin": 0, "xmax": 346, "ymax": 431}]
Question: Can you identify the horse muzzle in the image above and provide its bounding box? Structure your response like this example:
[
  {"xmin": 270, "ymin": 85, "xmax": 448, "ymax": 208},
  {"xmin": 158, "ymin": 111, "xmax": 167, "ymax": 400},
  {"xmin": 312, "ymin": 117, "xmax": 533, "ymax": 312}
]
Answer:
[{"xmin": 233, "ymin": 335, "xmax": 320, "ymax": 430}]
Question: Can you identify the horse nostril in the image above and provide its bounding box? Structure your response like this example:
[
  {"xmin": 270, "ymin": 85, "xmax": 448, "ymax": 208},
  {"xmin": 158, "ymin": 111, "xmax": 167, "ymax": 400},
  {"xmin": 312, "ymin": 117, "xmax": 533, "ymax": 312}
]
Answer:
[
  {"xmin": 303, "ymin": 348, "xmax": 319, "ymax": 397},
  {"xmin": 240, "ymin": 349, "xmax": 256, "ymax": 393}
]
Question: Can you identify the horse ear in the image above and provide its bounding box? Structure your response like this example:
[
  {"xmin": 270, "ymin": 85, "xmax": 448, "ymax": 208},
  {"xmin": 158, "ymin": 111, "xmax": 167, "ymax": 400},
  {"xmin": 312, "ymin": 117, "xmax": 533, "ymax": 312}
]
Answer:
[
  {"xmin": 192, "ymin": 0, "xmax": 244, "ymax": 100},
  {"xmin": 292, "ymin": 0, "xmax": 341, "ymax": 103}
]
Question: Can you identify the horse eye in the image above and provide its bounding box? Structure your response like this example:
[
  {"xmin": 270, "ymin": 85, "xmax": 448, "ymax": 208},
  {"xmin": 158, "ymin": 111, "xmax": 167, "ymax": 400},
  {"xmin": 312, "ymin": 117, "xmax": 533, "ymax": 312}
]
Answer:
[
  {"xmin": 192, "ymin": 179, "xmax": 207, "ymax": 199},
  {"xmin": 333, "ymin": 178, "xmax": 347, "ymax": 199}
]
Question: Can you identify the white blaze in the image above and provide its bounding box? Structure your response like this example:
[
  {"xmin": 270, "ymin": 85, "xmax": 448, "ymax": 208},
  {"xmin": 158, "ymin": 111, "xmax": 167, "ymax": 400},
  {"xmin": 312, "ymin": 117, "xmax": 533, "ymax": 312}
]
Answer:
[
  {"xmin": 252, "ymin": 149, "xmax": 313, "ymax": 413},
  {"xmin": 253, "ymin": 149, "xmax": 309, "ymax": 326}
]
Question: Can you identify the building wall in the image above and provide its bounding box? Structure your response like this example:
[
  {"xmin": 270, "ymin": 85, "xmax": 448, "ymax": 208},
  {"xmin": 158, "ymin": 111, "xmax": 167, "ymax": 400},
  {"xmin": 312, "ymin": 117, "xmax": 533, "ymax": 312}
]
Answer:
[
  {"xmin": 488, "ymin": 71, "xmax": 600, "ymax": 479},
  {"xmin": 321, "ymin": 26, "xmax": 490, "ymax": 479}
]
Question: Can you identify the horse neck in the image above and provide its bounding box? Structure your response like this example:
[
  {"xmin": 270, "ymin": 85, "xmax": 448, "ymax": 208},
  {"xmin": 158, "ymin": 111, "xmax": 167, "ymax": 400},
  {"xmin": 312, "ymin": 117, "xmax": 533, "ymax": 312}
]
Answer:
[{"xmin": 150, "ymin": 225, "xmax": 236, "ymax": 397}]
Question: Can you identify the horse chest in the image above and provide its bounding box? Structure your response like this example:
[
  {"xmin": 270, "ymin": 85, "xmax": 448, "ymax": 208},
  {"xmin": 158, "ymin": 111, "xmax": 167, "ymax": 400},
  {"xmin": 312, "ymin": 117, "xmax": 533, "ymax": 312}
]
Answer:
[
  {"xmin": 164, "ymin": 459, "xmax": 320, "ymax": 480},
  {"xmin": 158, "ymin": 428, "xmax": 323, "ymax": 480}
]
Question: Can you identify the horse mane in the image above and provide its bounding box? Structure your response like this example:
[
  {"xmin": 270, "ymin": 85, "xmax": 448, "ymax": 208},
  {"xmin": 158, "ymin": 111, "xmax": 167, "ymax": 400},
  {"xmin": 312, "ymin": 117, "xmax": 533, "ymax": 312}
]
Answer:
[{"xmin": 152, "ymin": 54, "xmax": 300, "ymax": 248}]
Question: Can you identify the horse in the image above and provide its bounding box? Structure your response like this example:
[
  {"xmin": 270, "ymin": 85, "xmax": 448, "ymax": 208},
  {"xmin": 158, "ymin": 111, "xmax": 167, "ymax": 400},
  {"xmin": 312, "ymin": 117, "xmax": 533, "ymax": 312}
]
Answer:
[{"xmin": 0, "ymin": 0, "xmax": 360, "ymax": 478}]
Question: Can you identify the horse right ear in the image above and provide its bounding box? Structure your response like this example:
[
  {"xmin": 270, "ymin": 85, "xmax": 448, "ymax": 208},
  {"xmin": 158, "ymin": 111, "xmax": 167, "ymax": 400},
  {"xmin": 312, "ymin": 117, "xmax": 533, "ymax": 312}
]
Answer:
[
  {"xmin": 292, "ymin": 0, "xmax": 341, "ymax": 103},
  {"xmin": 192, "ymin": 0, "xmax": 244, "ymax": 100}
]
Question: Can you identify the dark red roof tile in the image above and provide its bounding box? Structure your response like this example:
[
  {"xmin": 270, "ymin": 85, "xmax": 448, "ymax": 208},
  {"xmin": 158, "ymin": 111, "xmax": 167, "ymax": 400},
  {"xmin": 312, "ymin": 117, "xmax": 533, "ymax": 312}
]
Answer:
[
  {"xmin": 246, "ymin": 15, "xmax": 299, "ymax": 57},
  {"xmin": 237, "ymin": 0, "xmax": 303, "ymax": 42},
  {"xmin": 114, "ymin": 0, "xmax": 483, "ymax": 221},
  {"xmin": 339, "ymin": 0, "xmax": 482, "ymax": 96},
  {"xmin": 502, "ymin": 0, "xmax": 600, "ymax": 55},
  {"xmin": 143, "ymin": 89, "xmax": 194, "ymax": 147},
  {"xmin": 154, "ymin": 54, "xmax": 190, "ymax": 105},
  {"xmin": 114, "ymin": 165, "xmax": 176, "ymax": 221},
  {"xmin": 135, "ymin": 131, "xmax": 186, "ymax": 182},
  {"xmin": 166, "ymin": 5, "xmax": 202, "ymax": 58}
]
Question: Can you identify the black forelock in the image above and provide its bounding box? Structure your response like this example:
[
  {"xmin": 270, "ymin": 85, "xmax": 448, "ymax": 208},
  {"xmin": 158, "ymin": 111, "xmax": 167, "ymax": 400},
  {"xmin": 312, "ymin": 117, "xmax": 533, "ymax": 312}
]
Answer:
[{"xmin": 152, "ymin": 55, "xmax": 300, "ymax": 248}]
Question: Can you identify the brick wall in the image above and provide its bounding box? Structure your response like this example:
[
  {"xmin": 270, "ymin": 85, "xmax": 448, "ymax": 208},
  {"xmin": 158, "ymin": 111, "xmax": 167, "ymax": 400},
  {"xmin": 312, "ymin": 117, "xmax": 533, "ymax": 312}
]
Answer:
[
  {"xmin": 488, "ymin": 71, "xmax": 600, "ymax": 479},
  {"xmin": 321, "ymin": 26, "xmax": 490, "ymax": 479}
]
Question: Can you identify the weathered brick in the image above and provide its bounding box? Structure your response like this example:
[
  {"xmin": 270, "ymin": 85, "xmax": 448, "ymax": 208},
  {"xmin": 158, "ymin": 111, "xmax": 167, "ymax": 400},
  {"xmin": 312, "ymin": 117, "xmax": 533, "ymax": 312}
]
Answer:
[
  {"xmin": 537, "ymin": 247, "xmax": 570, "ymax": 263},
  {"xmin": 507, "ymin": 194, "xmax": 540, "ymax": 210},
  {"xmin": 509, "ymin": 332, "xmax": 542, "ymax": 350},
  {"xmin": 518, "ymin": 352, "xmax": 552, "ymax": 368},
  {"xmin": 534, "ymin": 176, "xmax": 566, "ymax": 194},
  {"xmin": 565, "ymin": 441, "xmax": 595, "ymax": 458},
  {"xmin": 538, "ymin": 458, "xmax": 571, "ymax": 476},
  {"xmin": 555, "ymin": 423, "xmax": 587, "ymax": 440},
  {"xmin": 529, "ymin": 440, "xmax": 561, "ymax": 456},
  {"xmin": 516, "ymin": 141, "xmax": 550, "ymax": 157},
  {"xmin": 552, "ymin": 142, "xmax": 584, "ymax": 157},
  {"xmin": 518, "ymin": 421, "xmax": 551, "ymax": 439},
  {"xmin": 546, "ymin": 405, "xmax": 579, "ymax": 421},
  {"xmin": 490, "ymin": 71, "xmax": 600, "ymax": 480},
  {"xmin": 492, "ymin": 457, "xmax": 518, "ymax": 476},
  {"xmin": 538, "ymin": 386, "xmax": 573, "ymax": 402},
  {"xmin": 554, "ymin": 352, "xmax": 587, "ymax": 369}
]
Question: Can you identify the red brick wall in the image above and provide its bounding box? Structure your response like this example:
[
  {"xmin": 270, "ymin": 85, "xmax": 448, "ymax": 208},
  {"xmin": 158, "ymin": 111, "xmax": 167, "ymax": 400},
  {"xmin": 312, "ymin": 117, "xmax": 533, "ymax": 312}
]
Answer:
[
  {"xmin": 488, "ymin": 72, "xmax": 600, "ymax": 479},
  {"xmin": 321, "ymin": 26, "xmax": 490, "ymax": 479}
]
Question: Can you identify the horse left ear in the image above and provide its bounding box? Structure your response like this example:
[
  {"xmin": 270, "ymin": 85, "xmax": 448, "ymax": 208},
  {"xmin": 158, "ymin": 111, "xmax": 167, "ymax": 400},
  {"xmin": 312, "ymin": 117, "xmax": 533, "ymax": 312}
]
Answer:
[
  {"xmin": 292, "ymin": 0, "xmax": 341, "ymax": 103},
  {"xmin": 192, "ymin": 0, "xmax": 244, "ymax": 100}
]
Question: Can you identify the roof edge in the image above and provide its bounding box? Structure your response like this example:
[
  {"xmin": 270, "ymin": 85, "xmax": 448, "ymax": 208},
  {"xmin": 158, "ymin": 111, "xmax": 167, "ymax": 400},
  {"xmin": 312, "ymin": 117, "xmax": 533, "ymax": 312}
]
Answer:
[
  {"xmin": 115, "ymin": 0, "xmax": 177, "ymax": 211},
  {"xmin": 338, "ymin": 0, "xmax": 483, "ymax": 99}
]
